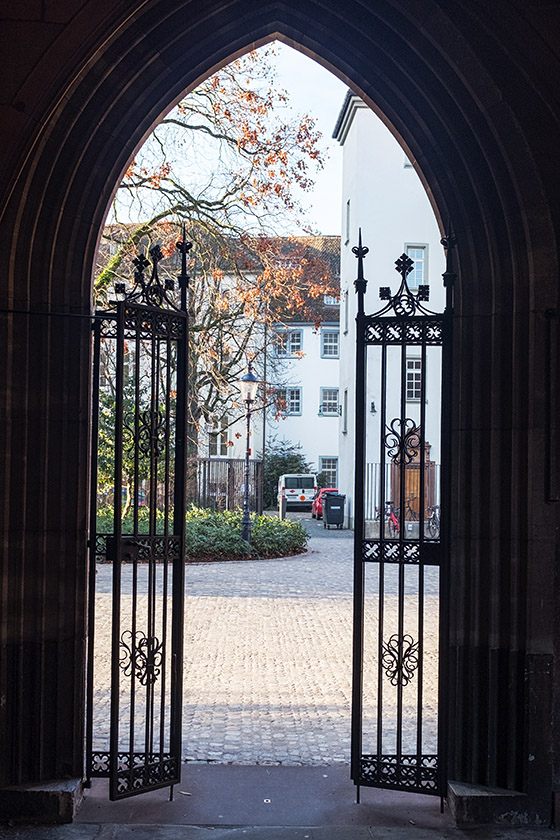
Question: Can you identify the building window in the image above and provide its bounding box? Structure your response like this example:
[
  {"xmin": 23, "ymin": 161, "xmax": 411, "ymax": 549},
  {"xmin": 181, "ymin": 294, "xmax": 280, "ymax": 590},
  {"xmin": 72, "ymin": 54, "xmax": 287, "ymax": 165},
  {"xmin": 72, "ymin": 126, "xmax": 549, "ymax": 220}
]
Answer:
[
  {"xmin": 406, "ymin": 358, "xmax": 422, "ymax": 401},
  {"xmin": 324, "ymin": 295, "xmax": 339, "ymax": 306},
  {"xmin": 319, "ymin": 387, "xmax": 339, "ymax": 416},
  {"xmin": 276, "ymin": 387, "xmax": 302, "ymax": 415},
  {"xmin": 405, "ymin": 245, "xmax": 427, "ymax": 289},
  {"xmin": 319, "ymin": 456, "xmax": 338, "ymax": 487},
  {"xmin": 321, "ymin": 329, "xmax": 339, "ymax": 358},
  {"xmin": 276, "ymin": 329, "xmax": 303, "ymax": 356},
  {"xmin": 209, "ymin": 417, "xmax": 229, "ymax": 456}
]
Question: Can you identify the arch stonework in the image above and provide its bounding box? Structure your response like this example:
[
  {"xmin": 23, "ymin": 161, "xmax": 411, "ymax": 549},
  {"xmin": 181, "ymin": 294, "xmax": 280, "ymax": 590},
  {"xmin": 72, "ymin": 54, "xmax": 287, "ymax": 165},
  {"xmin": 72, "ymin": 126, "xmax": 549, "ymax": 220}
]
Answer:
[{"xmin": 0, "ymin": 0, "xmax": 559, "ymax": 822}]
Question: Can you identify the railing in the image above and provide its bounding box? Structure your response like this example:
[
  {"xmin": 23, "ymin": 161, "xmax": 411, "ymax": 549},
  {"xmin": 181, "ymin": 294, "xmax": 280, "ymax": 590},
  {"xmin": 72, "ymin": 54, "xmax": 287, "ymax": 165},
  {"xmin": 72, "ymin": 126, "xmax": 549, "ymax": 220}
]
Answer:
[
  {"xmin": 365, "ymin": 461, "xmax": 440, "ymax": 521},
  {"xmin": 192, "ymin": 457, "xmax": 263, "ymax": 513}
]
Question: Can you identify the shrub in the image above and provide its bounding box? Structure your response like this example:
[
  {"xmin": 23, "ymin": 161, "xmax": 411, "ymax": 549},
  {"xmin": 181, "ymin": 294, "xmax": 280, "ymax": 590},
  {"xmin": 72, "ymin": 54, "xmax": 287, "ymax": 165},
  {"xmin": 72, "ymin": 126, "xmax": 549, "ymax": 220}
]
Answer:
[
  {"xmin": 184, "ymin": 507, "xmax": 251, "ymax": 560},
  {"xmin": 251, "ymin": 513, "xmax": 308, "ymax": 557},
  {"xmin": 185, "ymin": 508, "xmax": 308, "ymax": 561},
  {"xmin": 95, "ymin": 505, "xmax": 308, "ymax": 561},
  {"xmin": 96, "ymin": 505, "xmax": 166, "ymax": 535}
]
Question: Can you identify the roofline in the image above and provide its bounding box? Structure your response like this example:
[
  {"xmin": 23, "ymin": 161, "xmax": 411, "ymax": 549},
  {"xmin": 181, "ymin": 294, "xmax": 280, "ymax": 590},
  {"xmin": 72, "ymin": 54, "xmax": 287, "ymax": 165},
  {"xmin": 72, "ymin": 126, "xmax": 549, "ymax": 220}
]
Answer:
[
  {"xmin": 332, "ymin": 90, "xmax": 353, "ymax": 140},
  {"xmin": 279, "ymin": 320, "xmax": 340, "ymax": 327},
  {"xmin": 332, "ymin": 90, "xmax": 368, "ymax": 144}
]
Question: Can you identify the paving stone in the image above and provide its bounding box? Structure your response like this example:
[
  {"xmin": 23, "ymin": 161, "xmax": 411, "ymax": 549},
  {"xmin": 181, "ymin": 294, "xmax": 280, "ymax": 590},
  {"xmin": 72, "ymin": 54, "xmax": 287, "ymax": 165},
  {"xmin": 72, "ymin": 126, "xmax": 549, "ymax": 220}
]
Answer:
[{"xmin": 92, "ymin": 526, "xmax": 438, "ymax": 767}]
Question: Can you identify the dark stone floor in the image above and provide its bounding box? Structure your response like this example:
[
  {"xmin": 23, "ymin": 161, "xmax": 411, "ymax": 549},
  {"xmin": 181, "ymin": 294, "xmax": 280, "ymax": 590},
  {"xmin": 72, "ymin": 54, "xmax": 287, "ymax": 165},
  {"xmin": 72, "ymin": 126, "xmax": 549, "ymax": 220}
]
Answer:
[{"xmin": 76, "ymin": 764, "xmax": 449, "ymax": 829}]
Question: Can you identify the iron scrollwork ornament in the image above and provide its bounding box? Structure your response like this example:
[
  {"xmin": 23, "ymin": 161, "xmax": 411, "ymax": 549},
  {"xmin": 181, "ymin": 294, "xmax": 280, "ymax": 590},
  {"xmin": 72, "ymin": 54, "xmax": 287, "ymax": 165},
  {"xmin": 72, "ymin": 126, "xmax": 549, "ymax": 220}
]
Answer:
[
  {"xmin": 374, "ymin": 252, "xmax": 434, "ymax": 318},
  {"xmin": 123, "ymin": 408, "xmax": 166, "ymax": 457},
  {"xmin": 137, "ymin": 408, "xmax": 166, "ymax": 457},
  {"xmin": 384, "ymin": 418, "xmax": 421, "ymax": 465},
  {"xmin": 381, "ymin": 633, "xmax": 419, "ymax": 686},
  {"xmin": 119, "ymin": 630, "xmax": 164, "ymax": 686},
  {"xmin": 114, "ymin": 237, "xmax": 192, "ymax": 311}
]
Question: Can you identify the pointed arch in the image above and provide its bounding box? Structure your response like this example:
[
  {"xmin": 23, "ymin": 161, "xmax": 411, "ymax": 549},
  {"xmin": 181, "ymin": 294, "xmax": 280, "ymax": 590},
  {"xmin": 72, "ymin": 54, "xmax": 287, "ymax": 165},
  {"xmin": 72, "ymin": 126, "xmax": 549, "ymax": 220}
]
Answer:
[{"xmin": 0, "ymin": 2, "xmax": 559, "ymax": 820}]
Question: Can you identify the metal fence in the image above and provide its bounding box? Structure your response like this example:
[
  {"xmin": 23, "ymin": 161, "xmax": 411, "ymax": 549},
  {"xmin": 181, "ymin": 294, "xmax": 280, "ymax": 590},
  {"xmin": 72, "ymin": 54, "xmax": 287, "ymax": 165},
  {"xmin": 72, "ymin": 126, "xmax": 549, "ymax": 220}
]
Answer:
[
  {"xmin": 365, "ymin": 461, "xmax": 440, "ymax": 521},
  {"xmin": 191, "ymin": 457, "xmax": 263, "ymax": 513}
]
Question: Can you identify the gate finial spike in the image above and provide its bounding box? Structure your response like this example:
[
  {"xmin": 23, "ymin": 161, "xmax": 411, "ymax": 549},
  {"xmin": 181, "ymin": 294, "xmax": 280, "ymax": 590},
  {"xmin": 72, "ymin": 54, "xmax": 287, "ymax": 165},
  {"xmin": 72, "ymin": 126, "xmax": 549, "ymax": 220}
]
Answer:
[
  {"xmin": 176, "ymin": 221, "xmax": 193, "ymax": 307},
  {"xmin": 352, "ymin": 228, "xmax": 369, "ymax": 312},
  {"xmin": 353, "ymin": 228, "xmax": 369, "ymax": 279},
  {"xmin": 441, "ymin": 231, "xmax": 457, "ymax": 313}
]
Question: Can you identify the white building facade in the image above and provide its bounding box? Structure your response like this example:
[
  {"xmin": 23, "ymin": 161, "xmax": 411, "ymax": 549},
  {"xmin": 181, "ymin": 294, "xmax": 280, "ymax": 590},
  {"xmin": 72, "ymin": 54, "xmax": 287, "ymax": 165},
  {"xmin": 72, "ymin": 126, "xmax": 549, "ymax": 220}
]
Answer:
[
  {"xmin": 202, "ymin": 236, "xmax": 342, "ymax": 496},
  {"xmin": 265, "ymin": 312, "xmax": 341, "ymax": 487},
  {"xmin": 333, "ymin": 92, "xmax": 446, "ymax": 527}
]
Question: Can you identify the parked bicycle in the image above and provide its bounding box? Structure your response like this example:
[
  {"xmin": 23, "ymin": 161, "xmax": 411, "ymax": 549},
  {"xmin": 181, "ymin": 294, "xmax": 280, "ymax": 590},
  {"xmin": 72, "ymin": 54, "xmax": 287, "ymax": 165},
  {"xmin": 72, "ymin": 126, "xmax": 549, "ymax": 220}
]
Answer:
[
  {"xmin": 404, "ymin": 496, "xmax": 418, "ymax": 521},
  {"xmin": 426, "ymin": 504, "xmax": 440, "ymax": 538},
  {"xmin": 375, "ymin": 500, "xmax": 400, "ymax": 537}
]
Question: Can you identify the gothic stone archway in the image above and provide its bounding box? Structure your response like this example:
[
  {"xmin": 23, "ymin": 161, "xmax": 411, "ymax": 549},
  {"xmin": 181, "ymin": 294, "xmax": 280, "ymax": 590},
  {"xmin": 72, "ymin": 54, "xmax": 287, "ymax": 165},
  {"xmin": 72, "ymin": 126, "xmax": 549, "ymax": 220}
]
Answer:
[{"xmin": 0, "ymin": 0, "xmax": 559, "ymax": 824}]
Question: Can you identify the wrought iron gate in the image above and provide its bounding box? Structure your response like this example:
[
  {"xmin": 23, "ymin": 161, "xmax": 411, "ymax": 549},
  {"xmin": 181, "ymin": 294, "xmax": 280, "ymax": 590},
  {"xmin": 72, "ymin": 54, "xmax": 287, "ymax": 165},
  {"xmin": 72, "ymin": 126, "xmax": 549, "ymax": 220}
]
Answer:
[
  {"xmin": 351, "ymin": 233, "xmax": 455, "ymax": 800},
  {"xmin": 86, "ymin": 234, "xmax": 191, "ymax": 799}
]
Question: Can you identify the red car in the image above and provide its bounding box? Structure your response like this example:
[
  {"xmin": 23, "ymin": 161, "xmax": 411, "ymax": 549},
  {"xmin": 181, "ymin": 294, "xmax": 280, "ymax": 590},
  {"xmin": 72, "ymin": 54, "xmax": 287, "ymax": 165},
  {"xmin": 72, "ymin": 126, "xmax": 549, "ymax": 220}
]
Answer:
[{"xmin": 311, "ymin": 488, "xmax": 338, "ymax": 519}]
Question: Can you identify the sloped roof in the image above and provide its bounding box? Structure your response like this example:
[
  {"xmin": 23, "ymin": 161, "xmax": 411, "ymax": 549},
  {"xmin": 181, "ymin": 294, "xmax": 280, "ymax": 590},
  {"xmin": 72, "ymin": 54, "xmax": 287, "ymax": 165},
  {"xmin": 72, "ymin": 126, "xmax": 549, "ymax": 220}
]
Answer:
[{"xmin": 98, "ymin": 225, "xmax": 341, "ymax": 324}]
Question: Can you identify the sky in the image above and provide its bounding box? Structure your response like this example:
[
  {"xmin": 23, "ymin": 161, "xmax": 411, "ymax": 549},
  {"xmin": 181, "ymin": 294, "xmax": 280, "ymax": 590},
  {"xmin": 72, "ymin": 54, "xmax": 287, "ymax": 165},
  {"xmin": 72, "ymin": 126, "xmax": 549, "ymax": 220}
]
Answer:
[{"xmin": 269, "ymin": 42, "xmax": 349, "ymax": 236}]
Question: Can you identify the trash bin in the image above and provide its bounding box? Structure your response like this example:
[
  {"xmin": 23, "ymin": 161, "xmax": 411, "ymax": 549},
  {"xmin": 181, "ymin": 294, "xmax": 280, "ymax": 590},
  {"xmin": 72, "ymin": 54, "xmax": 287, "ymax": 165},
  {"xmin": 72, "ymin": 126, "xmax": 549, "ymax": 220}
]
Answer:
[{"xmin": 323, "ymin": 493, "xmax": 345, "ymax": 529}]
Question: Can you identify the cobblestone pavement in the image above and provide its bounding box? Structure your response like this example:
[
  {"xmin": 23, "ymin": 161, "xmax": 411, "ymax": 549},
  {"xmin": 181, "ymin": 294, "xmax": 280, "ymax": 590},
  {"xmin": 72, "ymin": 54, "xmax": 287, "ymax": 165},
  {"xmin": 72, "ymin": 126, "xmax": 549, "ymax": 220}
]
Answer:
[
  {"xmin": 92, "ymin": 517, "xmax": 439, "ymax": 767},
  {"xmin": 182, "ymin": 528, "xmax": 354, "ymax": 765}
]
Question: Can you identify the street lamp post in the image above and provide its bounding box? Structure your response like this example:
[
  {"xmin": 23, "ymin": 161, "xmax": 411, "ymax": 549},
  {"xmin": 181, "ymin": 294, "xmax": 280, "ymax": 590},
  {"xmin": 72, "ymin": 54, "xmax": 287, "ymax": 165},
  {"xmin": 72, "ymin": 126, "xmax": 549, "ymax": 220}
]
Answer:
[{"xmin": 237, "ymin": 362, "xmax": 259, "ymax": 543}]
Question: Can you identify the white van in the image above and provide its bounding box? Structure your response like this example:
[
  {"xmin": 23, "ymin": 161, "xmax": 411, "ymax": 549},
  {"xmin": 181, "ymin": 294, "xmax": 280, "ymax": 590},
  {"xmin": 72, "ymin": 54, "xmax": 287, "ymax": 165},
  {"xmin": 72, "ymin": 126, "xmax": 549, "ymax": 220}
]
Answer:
[{"xmin": 277, "ymin": 473, "xmax": 317, "ymax": 511}]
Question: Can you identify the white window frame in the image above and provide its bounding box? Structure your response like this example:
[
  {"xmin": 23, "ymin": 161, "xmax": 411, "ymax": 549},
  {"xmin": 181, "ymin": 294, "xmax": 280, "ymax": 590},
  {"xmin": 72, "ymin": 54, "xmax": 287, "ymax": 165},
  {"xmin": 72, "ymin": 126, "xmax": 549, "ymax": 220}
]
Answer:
[
  {"xmin": 406, "ymin": 357, "xmax": 422, "ymax": 402},
  {"xmin": 276, "ymin": 328, "xmax": 303, "ymax": 357},
  {"xmin": 209, "ymin": 416, "xmax": 229, "ymax": 456},
  {"xmin": 405, "ymin": 243, "xmax": 428, "ymax": 290},
  {"xmin": 276, "ymin": 386, "xmax": 302, "ymax": 416},
  {"xmin": 319, "ymin": 387, "xmax": 339, "ymax": 416},
  {"xmin": 321, "ymin": 329, "xmax": 339, "ymax": 359},
  {"xmin": 319, "ymin": 456, "xmax": 338, "ymax": 487}
]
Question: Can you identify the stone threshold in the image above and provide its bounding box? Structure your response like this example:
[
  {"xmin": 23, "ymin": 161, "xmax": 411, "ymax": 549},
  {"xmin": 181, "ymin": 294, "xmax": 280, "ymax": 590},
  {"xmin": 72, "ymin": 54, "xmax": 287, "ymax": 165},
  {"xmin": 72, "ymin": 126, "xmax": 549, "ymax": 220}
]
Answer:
[
  {"xmin": 0, "ymin": 778, "xmax": 83, "ymax": 824},
  {"xmin": 448, "ymin": 780, "xmax": 531, "ymax": 826}
]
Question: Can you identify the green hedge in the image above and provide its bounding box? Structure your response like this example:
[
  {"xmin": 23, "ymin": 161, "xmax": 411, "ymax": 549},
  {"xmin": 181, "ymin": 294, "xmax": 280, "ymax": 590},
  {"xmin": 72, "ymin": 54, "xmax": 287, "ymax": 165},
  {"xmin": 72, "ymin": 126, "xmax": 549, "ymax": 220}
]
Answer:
[
  {"xmin": 185, "ymin": 508, "xmax": 308, "ymax": 560},
  {"xmin": 248, "ymin": 512, "xmax": 308, "ymax": 558},
  {"xmin": 96, "ymin": 505, "xmax": 164, "ymax": 535},
  {"xmin": 95, "ymin": 506, "xmax": 308, "ymax": 561}
]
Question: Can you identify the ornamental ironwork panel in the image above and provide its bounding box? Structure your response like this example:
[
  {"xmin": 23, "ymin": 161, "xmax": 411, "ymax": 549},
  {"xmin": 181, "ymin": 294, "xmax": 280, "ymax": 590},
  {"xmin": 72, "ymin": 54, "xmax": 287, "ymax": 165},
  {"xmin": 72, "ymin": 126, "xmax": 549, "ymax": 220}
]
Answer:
[
  {"xmin": 360, "ymin": 754, "xmax": 439, "ymax": 793},
  {"xmin": 364, "ymin": 317, "xmax": 444, "ymax": 346},
  {"xmin": 351, "ymin": 232, "xmax": 455, "ymax": 800},
  {"xmin": 86, "ymin": 231, "xmax": 191, "ymax": 800}
]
